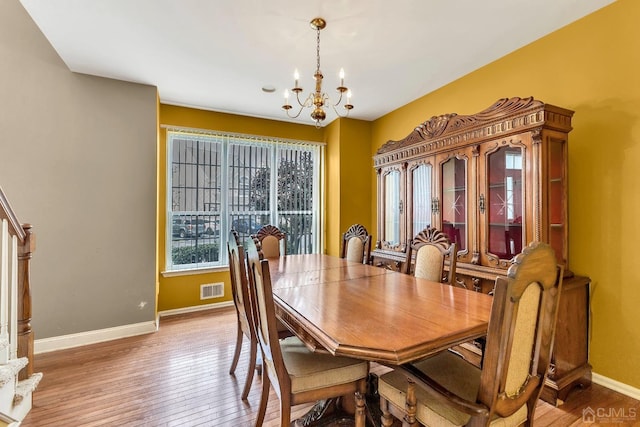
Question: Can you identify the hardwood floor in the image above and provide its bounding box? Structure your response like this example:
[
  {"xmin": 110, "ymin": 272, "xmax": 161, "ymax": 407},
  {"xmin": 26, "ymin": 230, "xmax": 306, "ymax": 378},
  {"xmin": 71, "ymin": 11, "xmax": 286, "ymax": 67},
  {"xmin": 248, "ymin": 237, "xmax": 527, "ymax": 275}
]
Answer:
[{"xmin": 22, "ymin": 307, "xmax": 640, "ymax": 426}]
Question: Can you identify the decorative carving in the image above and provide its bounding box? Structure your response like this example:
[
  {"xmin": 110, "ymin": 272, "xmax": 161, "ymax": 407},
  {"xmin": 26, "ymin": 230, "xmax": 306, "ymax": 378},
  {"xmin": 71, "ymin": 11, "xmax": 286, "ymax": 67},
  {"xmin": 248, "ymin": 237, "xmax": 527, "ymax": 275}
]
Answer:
[
  {"xmin": 531, "ymin": 128, "xmax": 543, "ymax": 145},
  {"xmin": 473, "ymin": 277, "xmax": 482, "ymax": 292},
  {"xmin": 252, "ymin": 224, "xmax": 285, "ymax": 251},
  {"xmin": 343, "ymin": 224, "xmax": 368, "ymax": 242},
  {"xmin": 374, "ymin": 97, "xmax": 574, "ymax": 167},
  {"xmin": 485, "ymin": 255, "xmax": 512, "ymax": 269},
  {"xmin": 417, "ymin": 113, "xmax": 459, "ymax": 139},
  {"xmin": 455, "ymin": 277, "xmax": 468, "ymax": 289},
  {"xmin": 412, "ymin": 227, "xmax": 450, "ymax": 249},
  {"xmin": 548, "ymin": 362, "xmax": 557, "ymax": 380}
]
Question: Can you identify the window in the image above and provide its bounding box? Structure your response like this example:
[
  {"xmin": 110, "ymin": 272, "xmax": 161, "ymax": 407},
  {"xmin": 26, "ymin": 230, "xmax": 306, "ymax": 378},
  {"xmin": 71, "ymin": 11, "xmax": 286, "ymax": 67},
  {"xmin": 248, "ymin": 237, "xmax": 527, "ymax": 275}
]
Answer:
[{"xmin": 166, "ymin": 129, "xmax": 323, "ymax": 271}]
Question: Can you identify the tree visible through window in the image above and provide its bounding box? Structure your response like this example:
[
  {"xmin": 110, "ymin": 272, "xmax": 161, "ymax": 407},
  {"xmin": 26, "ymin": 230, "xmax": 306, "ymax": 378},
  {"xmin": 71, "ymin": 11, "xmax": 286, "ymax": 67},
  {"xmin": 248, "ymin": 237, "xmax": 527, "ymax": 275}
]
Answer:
[
  {"xmin": 166, "ymin": 130, "xmax": 322, "ymax": 271},
  {"xmin": 251, "ymin": 150, "xmax": 314, "ymax": 254}
]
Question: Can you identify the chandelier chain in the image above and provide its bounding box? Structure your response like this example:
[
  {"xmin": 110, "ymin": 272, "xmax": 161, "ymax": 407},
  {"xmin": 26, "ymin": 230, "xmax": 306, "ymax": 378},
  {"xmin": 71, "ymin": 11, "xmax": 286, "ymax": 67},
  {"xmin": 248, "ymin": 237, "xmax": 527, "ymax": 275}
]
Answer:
[{"xmin": 316, "ymin": 26, "xmax": 321, "ymax": 73}]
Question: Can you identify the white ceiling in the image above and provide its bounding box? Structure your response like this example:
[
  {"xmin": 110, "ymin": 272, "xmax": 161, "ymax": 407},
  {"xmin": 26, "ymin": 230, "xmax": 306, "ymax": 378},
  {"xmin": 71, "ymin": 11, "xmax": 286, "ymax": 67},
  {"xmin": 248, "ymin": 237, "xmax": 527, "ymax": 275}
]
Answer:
[{"xmin": 20, "ymin": 0, "xmax": 614, "ymax": 127}]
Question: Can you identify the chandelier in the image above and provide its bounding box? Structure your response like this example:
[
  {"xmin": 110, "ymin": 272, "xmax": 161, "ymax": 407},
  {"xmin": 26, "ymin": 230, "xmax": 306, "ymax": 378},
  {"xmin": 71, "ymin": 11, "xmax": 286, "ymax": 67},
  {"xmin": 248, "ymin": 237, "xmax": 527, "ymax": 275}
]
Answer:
[{"xmin": 282, "ymin": 17, "xmax": 353, "ymax": 127}]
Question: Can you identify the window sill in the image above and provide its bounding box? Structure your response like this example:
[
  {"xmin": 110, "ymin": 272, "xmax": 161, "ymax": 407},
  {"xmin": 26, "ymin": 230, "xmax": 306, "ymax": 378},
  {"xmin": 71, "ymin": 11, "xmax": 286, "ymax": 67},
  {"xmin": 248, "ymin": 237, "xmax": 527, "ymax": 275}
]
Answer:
[{"xmin": 161, "ymin": 266, "xmax": 229, "ymax": 278}]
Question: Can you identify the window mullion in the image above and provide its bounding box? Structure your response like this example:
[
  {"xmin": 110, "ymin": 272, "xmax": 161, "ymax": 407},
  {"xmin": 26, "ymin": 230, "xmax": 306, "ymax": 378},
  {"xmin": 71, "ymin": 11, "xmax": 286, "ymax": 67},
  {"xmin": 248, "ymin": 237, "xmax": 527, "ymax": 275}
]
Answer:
[{"xmin": 270, "ymin": 142, "xmax": 278, "ymax": 227}]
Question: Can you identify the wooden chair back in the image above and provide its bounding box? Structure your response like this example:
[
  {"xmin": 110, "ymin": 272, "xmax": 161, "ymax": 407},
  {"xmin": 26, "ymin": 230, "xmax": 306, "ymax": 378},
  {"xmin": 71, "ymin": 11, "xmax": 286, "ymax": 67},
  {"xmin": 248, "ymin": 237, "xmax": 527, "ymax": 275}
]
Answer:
[
  {"xmin": 228, "ymin": 230, "xmax": 253, "ymax": 336},
  {"xmin": 245, "ymin": 237, "xmax": 291, "ymax": 400},
  {"xmin": 226, "ymin": 230, "xmax": 259, "ymax": 399},
  {"xmin": 381, "ymin": 241, "xmax": 563, "ymax": 426},
  {"xmin": 340, "ymin": 224, "xmax": 372, "ymax": 264},
  {"xmin": 478, "ymin": 241, "xmax": 563, "ymax": 422},
  {"xmin": 252, "ymin": 224, "xmax": 286, "ymax": 258},
  {"xmin": 246, "ymin": 237, "xmax": 369, "ymax": 426},
  {"xmin": 406, "ymin": 227, "xmax": 457, "ymax": 285}
]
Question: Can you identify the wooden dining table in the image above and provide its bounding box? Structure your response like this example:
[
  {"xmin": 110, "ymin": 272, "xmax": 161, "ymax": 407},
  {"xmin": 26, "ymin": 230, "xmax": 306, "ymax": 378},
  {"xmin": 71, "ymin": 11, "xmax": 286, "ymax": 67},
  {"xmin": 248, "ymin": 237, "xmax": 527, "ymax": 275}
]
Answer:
[
  {"xmin": 265, "ymin": 254, "xmax": 493, "ymax": 426},
  {"xmin": 268, "ymin": 253, "xmax": 493, "ymax": 365}
]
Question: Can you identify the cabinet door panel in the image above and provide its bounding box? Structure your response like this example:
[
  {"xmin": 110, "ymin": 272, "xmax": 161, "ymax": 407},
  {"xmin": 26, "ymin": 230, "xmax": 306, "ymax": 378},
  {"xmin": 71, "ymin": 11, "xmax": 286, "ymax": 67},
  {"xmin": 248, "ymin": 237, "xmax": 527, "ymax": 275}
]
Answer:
[
  {"xmin": 436, "ymin": 152, "xmax": 473, "ymax": 264},
  {"xmin": 384, "ymin": 170, "xmax": 401, "ymax": 246},
  {"xmin": 378, "ymin": 166, "xmax": 406, "ymax": 251},
  {"xmin": 407, "ymin": 160, "xmax": 435, "ymax": 239},
  {"xmin": 479, "ymin": 141, "xmax": 527, "ymax": 267}
]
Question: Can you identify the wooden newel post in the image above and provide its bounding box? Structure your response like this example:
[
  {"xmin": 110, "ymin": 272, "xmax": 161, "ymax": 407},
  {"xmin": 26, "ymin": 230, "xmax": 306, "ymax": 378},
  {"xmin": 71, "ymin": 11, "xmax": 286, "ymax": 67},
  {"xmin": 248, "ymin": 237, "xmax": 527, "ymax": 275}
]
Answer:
[{"xmin": 17, "ymin": 223, "xmax": 34, "ymax": 381}]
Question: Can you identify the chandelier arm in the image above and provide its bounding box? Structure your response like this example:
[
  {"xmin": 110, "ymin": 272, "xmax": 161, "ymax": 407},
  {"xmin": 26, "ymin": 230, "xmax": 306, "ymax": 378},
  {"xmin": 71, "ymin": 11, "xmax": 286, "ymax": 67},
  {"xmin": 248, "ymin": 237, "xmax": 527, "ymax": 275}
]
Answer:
[
  {"xmin": 284, "ymin": 104, "xmax": 306, "ymax": 119},
  {"xmin": 330, "ymin": 102, "xmax": 351, "ymax": 118},
  {"xmin": 326, "ymin": 91, "xmax": 344, "ymax": 108},
  {"xmin": 294, "ymin": 91, "xmax": 313, "ymax": 108}
]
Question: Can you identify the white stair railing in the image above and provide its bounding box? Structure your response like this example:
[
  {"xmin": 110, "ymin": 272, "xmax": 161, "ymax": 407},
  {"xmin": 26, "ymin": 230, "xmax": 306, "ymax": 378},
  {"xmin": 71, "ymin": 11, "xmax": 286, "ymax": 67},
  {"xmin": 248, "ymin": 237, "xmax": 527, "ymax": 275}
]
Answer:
[
  {"xmin": 0, "ymin": 187, "xmax": 41, "ymax": 421},
  {"xmin": 0, "ymin": 219, "xmax": 14, "ymax": 365}
]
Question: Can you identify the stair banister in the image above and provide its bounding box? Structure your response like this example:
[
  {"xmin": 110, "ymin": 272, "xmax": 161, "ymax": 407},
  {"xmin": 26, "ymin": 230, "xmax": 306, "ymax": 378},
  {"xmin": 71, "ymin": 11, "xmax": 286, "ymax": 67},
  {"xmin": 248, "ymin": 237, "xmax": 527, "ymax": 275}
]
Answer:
[{"xmin": 0, "ymin": 187, "xmax": 34, "ymax": 381}]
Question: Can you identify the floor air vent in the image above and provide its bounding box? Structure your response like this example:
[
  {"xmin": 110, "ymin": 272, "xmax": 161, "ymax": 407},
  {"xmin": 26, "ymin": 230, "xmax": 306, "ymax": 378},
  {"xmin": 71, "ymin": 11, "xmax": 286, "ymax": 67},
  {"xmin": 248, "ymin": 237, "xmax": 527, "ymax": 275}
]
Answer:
[{"xmin": 200, "ymin": 283, "xmax": 224, "ymax": 300}]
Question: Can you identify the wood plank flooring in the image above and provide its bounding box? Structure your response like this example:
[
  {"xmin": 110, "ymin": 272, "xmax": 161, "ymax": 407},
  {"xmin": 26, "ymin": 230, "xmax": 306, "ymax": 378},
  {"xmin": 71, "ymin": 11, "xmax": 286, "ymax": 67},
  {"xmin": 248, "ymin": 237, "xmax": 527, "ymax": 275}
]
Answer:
[{"xmin": 22, "ymin": 306, "xmax": 640, "ymax": 426}]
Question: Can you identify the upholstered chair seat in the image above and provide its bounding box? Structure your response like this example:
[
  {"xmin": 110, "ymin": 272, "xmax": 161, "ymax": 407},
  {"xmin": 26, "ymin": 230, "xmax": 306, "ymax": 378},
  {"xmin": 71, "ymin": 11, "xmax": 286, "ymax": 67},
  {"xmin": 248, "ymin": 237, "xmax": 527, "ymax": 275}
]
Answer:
[
  {"xmin": 277, "ymin": 336, "xmax": 369, "ymax": 394},
  {"xmin": 379, "ymin": 351, "xmax": 527, "ymax": 426}
]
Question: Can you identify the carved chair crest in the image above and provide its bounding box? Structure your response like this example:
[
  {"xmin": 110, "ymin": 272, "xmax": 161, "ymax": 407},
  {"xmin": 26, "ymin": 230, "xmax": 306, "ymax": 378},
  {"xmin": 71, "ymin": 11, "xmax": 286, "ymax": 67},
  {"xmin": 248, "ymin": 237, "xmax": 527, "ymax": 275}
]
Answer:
[
  {"xmin": 344, "ymin": 224, "xmax": 369, "ymax": 242},
  {"xmin": 252, "ymin": 225, "xmax": 286, "ymax": 258},
  {"xmin": 253, "ymin": 225, "xmax": 285, "ymax": 247},
  {"xmin": 411, "ymin": 227, "xmax": 451, "ymax": 250}
]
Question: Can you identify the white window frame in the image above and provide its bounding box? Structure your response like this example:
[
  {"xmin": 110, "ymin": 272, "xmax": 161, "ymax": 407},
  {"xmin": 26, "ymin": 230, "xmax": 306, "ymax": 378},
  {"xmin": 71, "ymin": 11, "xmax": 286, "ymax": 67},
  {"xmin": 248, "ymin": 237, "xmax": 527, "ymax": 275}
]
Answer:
[{"xmin": 164, "ymin": 127, "xmax": 324, "ymax": 272}]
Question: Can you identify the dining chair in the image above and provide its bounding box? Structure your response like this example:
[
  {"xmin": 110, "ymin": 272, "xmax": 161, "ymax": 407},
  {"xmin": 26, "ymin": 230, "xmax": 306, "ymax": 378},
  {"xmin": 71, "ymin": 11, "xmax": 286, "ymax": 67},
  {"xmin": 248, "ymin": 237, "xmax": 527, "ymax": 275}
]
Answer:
[
  {"xmin": 378, "ymin": 241, "xmax": 563, "ymax": 427},
  {"xmin": 405, "ymin": 227, "xmax": 458, "ymax": 286},
  {"xmin": 227, "ymin": 230, "xmax": 258, "ymax": 400},
  {"xmin": 245, "ymin": 238, "xmax": 369, "ymax": 427},
  {"xmin": 252, "ymin": 224, "xmax": 286, "ymax": 258},
  {"xmin": 340, "ymin": 223, "xmax": 372, "ymax": 264}
]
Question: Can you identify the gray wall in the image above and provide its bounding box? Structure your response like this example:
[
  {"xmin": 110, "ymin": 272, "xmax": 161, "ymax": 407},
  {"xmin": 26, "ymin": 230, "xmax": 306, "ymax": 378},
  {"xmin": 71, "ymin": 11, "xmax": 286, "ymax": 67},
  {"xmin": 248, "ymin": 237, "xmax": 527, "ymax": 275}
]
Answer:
[{"xmin": 0, "ymin": 0, "xmax": 158, "ymax": 338}]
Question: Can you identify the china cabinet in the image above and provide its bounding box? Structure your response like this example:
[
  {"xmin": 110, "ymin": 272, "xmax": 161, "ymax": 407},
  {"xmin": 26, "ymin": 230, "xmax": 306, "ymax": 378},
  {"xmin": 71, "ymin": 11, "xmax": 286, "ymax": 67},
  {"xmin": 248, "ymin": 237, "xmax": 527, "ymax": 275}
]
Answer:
[{"xmin": 372, "ymin": 97, "xmax": 591, "ymax": 405}]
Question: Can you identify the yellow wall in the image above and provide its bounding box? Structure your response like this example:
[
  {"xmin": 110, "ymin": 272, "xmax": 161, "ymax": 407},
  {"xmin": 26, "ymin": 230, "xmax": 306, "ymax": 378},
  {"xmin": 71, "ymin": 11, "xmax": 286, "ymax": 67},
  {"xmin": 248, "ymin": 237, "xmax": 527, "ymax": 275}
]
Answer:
[
  {"xmin": 158, "ymin": 105, "xmax": 323, "ymax": 311},
  {"xmin": 325, "ymin": 118, "xmax": 374, "ymax": 256},
  {"xmin": 325, "ymin": 119, "xmax": 341, "ymax": 255},
  {"xmin": 340, "ymin": 119, "xmax": 373, "ymax": 249},
  {"xmin": 371, "ymin": 0, "xmax": 640, "ymax": 388}
]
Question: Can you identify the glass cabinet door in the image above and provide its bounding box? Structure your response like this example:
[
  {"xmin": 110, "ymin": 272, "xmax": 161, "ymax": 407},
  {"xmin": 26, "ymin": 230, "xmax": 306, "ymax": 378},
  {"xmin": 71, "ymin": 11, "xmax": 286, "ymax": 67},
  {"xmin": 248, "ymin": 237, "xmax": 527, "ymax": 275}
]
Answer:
[
  {"xmin": 383, "ymin": 170, "xmax": 401, "ymax": 246},
  {"xmin": 486, "ymin": 146, "xmax": 524, "ymax": 260},
  {"xmin": 440, "ymin": 157, "xmax": 467, "ymax": 251},
  {"xmin": 410, "ymin": 163, "xmax": 432, "ymax": 238}
]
